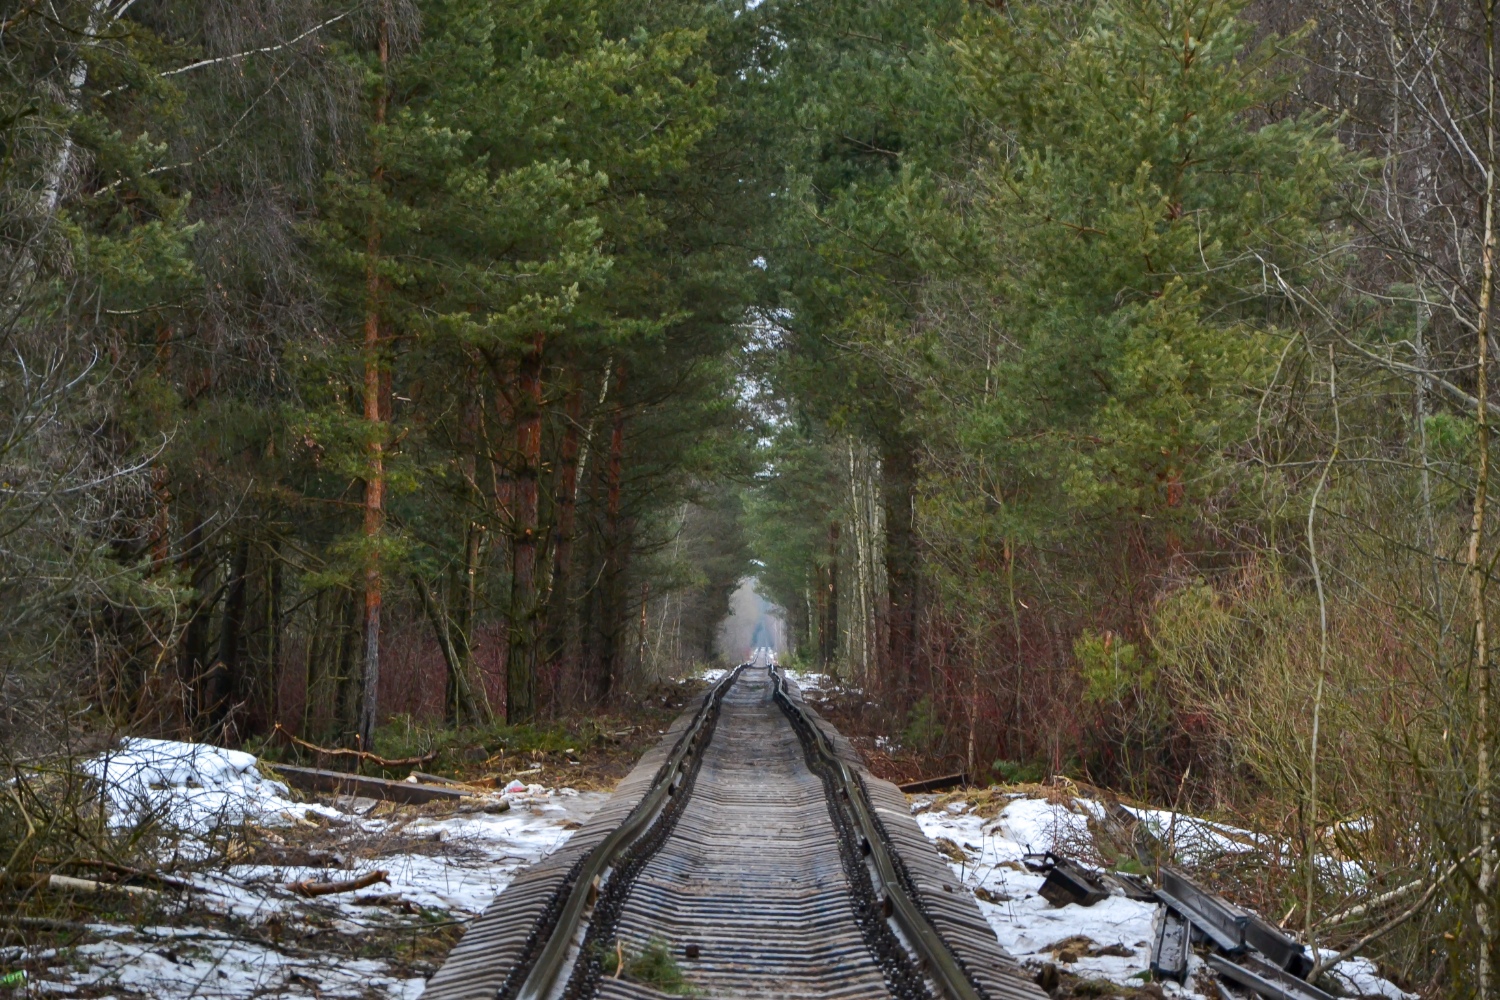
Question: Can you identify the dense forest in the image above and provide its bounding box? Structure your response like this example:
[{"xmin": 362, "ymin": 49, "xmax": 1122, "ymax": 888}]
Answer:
[{"xmin": 6, "ymin": 0, "xmax": 1500, "ymax": 991}]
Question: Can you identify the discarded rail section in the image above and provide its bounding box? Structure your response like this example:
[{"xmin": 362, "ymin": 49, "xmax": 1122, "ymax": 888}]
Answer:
[
  {"xmin": 1028, "ymin": 839, "xmax": 1337, "ymax": 1000},
  {"xmin": 423, "ymin": 659, "xmax": 1044, "ymax": 1000}
]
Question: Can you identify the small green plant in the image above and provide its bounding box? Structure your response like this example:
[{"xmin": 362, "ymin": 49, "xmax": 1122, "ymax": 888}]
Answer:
[
  {"xmin": 1074, "ymin": 629, "xmax": 1151, "ymax": 704},
  {"xmin": 902, "ymin": 696, "xmax": 945, "ymax": 753},
  {"xmin": 599, "ymin": 937, "xmax": 699, "ymax": 995},
  {"xmin": 990, "ymin": 758, "xmax": 1045, "ymax": 784}
]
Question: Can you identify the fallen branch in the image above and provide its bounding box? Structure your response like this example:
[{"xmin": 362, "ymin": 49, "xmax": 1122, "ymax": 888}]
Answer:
[
  {"xmin": 350, "ymin": 892, "xmax": 406, "ymax": 906},
  {"xmin": 1309, "ymin": 873, "xmax": 1447, "ymax": 981},
  {"xmin": 35, "ymin": 857, "xmax": 205, "ymax": 894},
  {"xmin": 270, "ymin": 724, "xmax": 437, "ymax": 768},
  {"xmin": 286, "ymin": 870, "xmax": 388, "ymax": 898},
  {"xmin": 1313, "ymin": 844, "xmax": 1481, "ymax": 930},
  {"xmin": 410, "ymin": 770, "xmax": 470, "ymax": 786},
  {"xmin": 41, "ymin": 873, "xmax": 158, "ymax": 897},
  {"xmin": 1304, "ymin": 844, "xmax": 1490, "ymax": 982}
]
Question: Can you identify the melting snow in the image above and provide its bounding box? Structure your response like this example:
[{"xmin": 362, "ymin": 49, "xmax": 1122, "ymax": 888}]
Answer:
[
  {"xmin": 81, "ymin": 738, "xmax": 331, "ymax": 834},
  {"xmin": 24, "ymin": 925, "xmax": 426, "ymax": 1000},
  {"xmin": 20, "ymin": 740, "xmax": 608, "ymax": 999}
]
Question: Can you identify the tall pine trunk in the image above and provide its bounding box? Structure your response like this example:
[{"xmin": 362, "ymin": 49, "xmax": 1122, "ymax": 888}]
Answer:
[
  {"xmin": 882, "ymin": 445, "xmax": 919, "ymax": 705},
  {"xmin": 597, "ymin": 361, "xmax": 628, "ymax": 701},
  {"xmin": 358, "ymin": 10, "xmax": 391, "ymax": 751},
  {"xmin": 543, "ymin": 383, "xmax": 583, "ymax": 681},
  {"xmin": 203, "ymin": 538, "xmax": 249, "ymax": 738},
  {"xmin": 507, "ymin": 332, "xmax": 545, "ymax": 722}
]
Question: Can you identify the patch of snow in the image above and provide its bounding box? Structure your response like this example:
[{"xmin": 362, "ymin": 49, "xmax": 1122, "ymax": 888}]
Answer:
[
  {"xmin": 347, "ymin": 786, "xmax": 606, "ymax": 916},
  {"xmin": 40, "ymin": 926, "xmax": 425, "ymax": 1000},
  {"xmin": 31, "ymin": 742, "xmax": 611, "ymax": 1000},
  {"xmin": 916, "ymin": 798, "xmax": 1185, "ymax": 992},
  {"xmin": 186, "ymin": 784, "xmax": 608, "ymax": 924},
  {"xmin": 1121, "ymin": 805, "xmax": 1266, "ymax": 864},
  {"xmin": 82, "ymin": 738, "xmax": 328, "ymax": 834},
  {"xmin": 1124, "ymin": 805, "xmax": 1369, "ymax": 886},
  {"xmin": 780, "ymin": 668, "xmax": 832, "ymax": 692},
  {"xmin": 1322, "ymin": 953, "xmax": 1417, "ymax": 1000}
]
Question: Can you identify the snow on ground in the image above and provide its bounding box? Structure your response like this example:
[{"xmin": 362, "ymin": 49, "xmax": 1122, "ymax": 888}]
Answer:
[
  {"xmin": 1120, "ymin": 805, "xmax": 1266, "ymax": 865},
  {"xmin": 17, "ymin": 924, "xmax": 427, "ymax": 1000},
  {"xmin": 80, "ymin": 738, "xmax": 340, "ymax": 834},
  {"xmin": 914, "ymin": 796, "xmax": 1193, "ymax": 994},
  {"xmin": 1321, "ymin": 954, "xmax": 1416, "ymax": 999},
  {"xmin": 1122, "ymin": 806, "xmax": 1369, "ymax": 888},
  {"xmin": 14, "ymin": 740, "xmax": 608, "ymax": 1000},
  {"xmin": 781, "ymin": 667, "xmax": 835, "ymax": 693},
  {"xmin": 914, "ymin": 793, "xmax": 1415, "ymax": 999},
  {"xmin": 190, "ymin": 781, "xmax": 605, "ymax": 924}
]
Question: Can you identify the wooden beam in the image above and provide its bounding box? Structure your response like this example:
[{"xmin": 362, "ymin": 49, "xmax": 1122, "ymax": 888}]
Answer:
[
  {"xmin": 266, "ymin": 763, "xmax": 474, "ymax": 804},
  {"xmin": 897, "ymin": 772, "xmax": 967, "ymax": 794}
]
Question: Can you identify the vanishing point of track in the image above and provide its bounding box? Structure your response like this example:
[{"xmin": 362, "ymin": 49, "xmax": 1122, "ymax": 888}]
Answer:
[{"xmin": 423, "ymin": 657, "xmax": 1046, "ymax": 1000}]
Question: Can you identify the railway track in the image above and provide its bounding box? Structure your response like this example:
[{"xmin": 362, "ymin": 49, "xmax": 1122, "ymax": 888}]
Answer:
[{"xmin": 424, "ymin": 656, "xmax": 1045, "ymax": 1000}]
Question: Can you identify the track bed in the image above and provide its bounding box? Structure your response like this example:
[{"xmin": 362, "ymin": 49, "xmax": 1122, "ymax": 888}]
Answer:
[{"xmin": 423, "ymin": 662, "xmax": 1043, "ymax": 1000}]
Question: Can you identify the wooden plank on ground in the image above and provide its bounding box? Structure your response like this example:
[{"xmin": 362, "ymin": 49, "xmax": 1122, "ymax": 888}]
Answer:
[
  {"xmin": 897, "ymin": 772, "xmax": 967, "ymax": 794},
  {"xmin": 266, "ymin": 763, "xmax": 474, "ymax": 804}
]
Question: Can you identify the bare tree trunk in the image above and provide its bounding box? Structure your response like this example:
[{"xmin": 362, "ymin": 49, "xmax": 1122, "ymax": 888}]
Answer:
[
  {"xmin": 1414, "ymin": 295, "xmax": 1445, "ymax": 640},
  {"xmin": 637, "ymin": 581, "xmax": 649, "ymax": 676},
  {"xmin": 177, "ymin": 515, "xmax": 217, "ymax": 734},
  {"xmin": 1476, "ymin": 4, "xmax": 1498, "ymax": 987},
  {"xmin": 825, "ymin": 520, "xmax": 840, "ymax": 669},
  {"xmin": 448, "ymin": 368, "xmax": 491, "ymax": 724},
  {"xmin": 415, "ymin": 574, "xmax": 485, "ymax": 726},
  {"xmin": 1304, "ymin": 345, "xmax": 1339, "ymax": 959},
  {"xmin": 39, "ymin": 0, "xmax": 115, "ymax": 215},
  {"xmin": 358, "ymin": 9, "xmax": 391, "ymax": 752}
]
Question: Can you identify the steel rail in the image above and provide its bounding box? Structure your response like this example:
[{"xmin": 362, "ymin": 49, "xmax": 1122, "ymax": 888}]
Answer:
[
  {"xmin": 509, "ymin": 662, "xmax": 750, "ymax": 1000},
  {"xmin": 770, "ymin": 664, "xmax": 987, "ymax": 1000}
]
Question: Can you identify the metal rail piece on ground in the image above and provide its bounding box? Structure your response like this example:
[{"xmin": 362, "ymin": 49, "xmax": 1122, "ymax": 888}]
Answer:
[
  {"xmin": 1206, "ymin": 953, "xmax": 1338, "ymax": 1000},
  {"xmin": 509, "ymin": 662, "xmax": 750, "ymax": 1000},
  {"xmin": 769, "ymin": 665, "xmax": 989, "ymax": 1000},
  {"xmin": 1150, "ymin": 905, "xmax": 1190, "ymax": 984},
  {"xmin": 1156, "ymin": 866, "xmax": 1250, "ymax": 954},
  {"xmin": 1158, "ymin": 866, "xmax": 1311, "ymax": 976}
]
